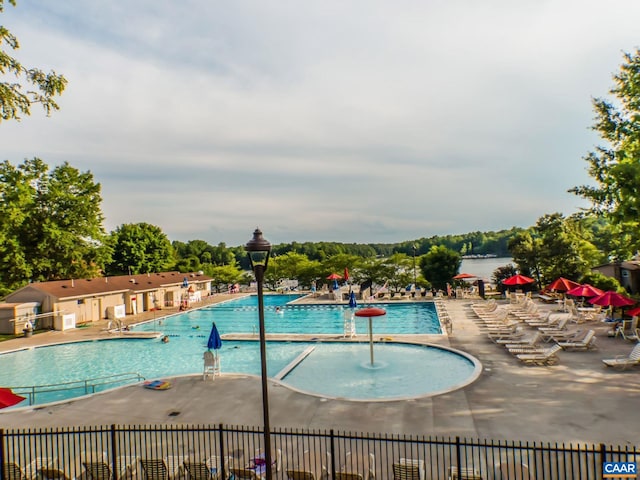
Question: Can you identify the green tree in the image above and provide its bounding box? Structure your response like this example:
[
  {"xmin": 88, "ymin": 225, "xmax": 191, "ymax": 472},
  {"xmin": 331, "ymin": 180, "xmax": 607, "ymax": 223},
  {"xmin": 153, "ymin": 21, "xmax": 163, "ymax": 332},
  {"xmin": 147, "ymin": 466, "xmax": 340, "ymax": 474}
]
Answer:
[
  {"xmin": 419, "ymin": 246, "xmax": 461, "ymax": 289},
  {"xmin": 107, "ymin": 223, "xmax": 175, "ymax": 275},
  {"xmin": 206, "ymin": 264, "xmax": 244, "ymax": 293},
  {"xmin": 1, "ymin": 0, "xmax": 67, "ymax": 122},
  {"xmin": 571, "ymin": 49, "xmax": 640, "ymax": 258},
  {"xmin": 509, "ymin": 213, "xmax": 601, "ymax": 285},
  {"xmin": 382, "ymin": 253, "xmax": 413, "ymax": 293},
  {"xmin": 0, "ymin": 158, "xmax": 109, "ymax": 294}
]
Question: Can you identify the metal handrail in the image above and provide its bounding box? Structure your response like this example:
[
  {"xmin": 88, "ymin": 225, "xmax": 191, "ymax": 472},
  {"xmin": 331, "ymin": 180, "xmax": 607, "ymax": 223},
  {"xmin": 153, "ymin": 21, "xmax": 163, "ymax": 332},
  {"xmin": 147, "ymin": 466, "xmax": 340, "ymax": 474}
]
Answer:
[{"xmin": 8, "ymin": 372, "xmax": 146, "ymax": 406}]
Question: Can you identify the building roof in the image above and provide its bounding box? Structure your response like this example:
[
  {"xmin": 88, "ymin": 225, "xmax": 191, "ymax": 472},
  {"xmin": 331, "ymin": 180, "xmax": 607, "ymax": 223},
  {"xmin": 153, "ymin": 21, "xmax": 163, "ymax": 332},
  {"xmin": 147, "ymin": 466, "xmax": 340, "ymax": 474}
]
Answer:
[{"xmin": 15, "ymin": 272, "xmax": 212, "ymax": 300}]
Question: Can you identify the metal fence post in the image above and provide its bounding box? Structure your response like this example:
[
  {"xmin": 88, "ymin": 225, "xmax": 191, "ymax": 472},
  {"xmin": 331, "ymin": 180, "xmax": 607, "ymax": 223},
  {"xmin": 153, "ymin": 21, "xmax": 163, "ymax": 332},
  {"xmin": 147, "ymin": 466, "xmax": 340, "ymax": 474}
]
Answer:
[
  {"xmin": 455, "ymin": 436, "xmax": 462, "ymax": 480},
  {"xmin": 0, "ymin": 428, "xmax": 5, "ymax": 480},
  {"xmin": 218, "ymin": 424, "xmax": 226, "ymax": 480},
  {"xmin": 110, "ymin": 424, "xmax": 118, "ymax": 480},
  {"xmin": 329, "ymin": 429, "xmax": 336, "ymax": 479}
]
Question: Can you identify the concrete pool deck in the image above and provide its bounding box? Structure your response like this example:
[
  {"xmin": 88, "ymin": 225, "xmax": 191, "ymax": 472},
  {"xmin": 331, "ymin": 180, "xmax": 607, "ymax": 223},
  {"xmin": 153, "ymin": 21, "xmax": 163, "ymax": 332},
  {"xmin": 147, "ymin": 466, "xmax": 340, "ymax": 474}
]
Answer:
[{"xmin": 0, "ymin": 295, "xmax": 639, "ymax": 446}]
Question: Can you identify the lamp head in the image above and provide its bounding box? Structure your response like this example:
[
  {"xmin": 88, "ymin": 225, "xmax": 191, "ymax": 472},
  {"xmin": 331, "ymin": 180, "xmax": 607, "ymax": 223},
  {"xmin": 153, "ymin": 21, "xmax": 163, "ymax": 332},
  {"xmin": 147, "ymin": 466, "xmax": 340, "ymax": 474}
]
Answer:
[{"xmin": 246, "ymin": 227, "xmax": 271, "ymax": 271}]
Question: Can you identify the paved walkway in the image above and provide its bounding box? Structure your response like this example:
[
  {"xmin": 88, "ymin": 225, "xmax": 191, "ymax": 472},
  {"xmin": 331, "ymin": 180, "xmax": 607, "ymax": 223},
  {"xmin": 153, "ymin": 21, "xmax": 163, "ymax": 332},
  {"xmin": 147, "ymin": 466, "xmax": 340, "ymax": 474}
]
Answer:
[{"xmin": 0, "ymin": 295, "xmax": 638, "ymax": 446}]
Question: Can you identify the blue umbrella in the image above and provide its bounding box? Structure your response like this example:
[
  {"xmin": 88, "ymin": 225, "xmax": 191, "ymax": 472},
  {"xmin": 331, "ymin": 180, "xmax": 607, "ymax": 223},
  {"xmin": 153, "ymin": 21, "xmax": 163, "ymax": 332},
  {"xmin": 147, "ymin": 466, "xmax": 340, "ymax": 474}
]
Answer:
[
  {"xmin": 349, "ymin": 291, "xmax": 357, "ymax": 309},
  {"xmin": 207, "ymin": 322, "xmax": 222, "ymax": 350},
  {"xmin": 333, "ymin": 279, "xmax": 339, "ymax": 290}
]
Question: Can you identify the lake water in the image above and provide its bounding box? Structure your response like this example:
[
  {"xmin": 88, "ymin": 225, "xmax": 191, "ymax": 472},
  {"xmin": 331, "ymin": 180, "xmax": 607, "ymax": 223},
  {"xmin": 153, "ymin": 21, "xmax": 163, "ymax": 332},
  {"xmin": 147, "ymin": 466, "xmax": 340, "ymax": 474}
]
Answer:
[{"xmin": 460, "ymin": 257, "xmax": 513, "ymax": 283}]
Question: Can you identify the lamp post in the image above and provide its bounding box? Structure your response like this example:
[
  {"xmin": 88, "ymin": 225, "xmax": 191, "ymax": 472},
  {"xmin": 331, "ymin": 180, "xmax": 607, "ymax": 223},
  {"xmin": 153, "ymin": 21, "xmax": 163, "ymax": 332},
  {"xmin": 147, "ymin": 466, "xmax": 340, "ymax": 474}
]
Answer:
[
  {"xmin": 245, "ymin": 227, "xmax": 273, "ymax": 480},
  {"xmin": 412, "ymin": 244, "xmax": 417, "ymax": 291}
]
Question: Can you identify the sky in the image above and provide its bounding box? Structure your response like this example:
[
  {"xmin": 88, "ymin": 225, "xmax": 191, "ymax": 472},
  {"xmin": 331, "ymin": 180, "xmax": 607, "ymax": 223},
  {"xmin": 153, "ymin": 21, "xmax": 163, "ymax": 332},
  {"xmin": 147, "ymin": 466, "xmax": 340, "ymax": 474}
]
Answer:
[{"xmin": 2, "ymin": 1, "xmax": 639, "ymax": 247}]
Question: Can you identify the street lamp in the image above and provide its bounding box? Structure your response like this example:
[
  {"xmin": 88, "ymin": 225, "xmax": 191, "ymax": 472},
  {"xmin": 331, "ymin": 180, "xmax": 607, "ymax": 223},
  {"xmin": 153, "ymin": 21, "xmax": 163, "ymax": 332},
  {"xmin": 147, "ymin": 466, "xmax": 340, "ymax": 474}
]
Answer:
[
  {"xmin": 412, "ymin": 244, "xmax": 417, "ymax": 291},
  {"xmin": 245, "ymin": 227, "xmax": 273, "ymax": 480}
]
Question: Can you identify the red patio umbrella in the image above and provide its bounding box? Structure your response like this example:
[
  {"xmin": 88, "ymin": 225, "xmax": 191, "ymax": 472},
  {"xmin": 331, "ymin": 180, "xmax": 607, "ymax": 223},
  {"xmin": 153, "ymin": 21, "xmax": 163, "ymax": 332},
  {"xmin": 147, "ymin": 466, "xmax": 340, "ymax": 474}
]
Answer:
[
  {"xmin": 343, "ymin": 268, "xmax": 350, "ymax": 282},
  {"xmin": 546, "ymin": 277, "xmax": 580, "ymax": 292},
  {"xmin": 326, "ymin": 273, "xmax": 342, "ymax": 280},
  {"xmin": 625, "ymin": 306, "xmax": 640, "ymax": 317},
  {"xmin": 566, "ymin": 284, "xmax": 604, "ymax": 298},
  {"xmin": 0, "ymin": 388, "xmax": 26, "ymax": 409},
  {"xmin": 589, "ymin": 291, "xmax": 635, "ymax": 308},
  {"xmin": 354, "ymin": 307, "xmax": 386, "ymax": 366},
  {"xmin": 502, "ymin": 274, "xmax": 535, "ymax": 286},
  {"xmin": 453, "ymin": 273, "xmax": 476, "ymax": 280}
]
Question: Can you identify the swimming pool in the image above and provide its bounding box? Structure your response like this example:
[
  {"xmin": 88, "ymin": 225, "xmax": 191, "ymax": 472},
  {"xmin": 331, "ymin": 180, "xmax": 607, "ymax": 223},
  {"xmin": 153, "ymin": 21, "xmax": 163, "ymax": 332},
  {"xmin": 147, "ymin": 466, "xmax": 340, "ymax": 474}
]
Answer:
[
  {"xmin": 0, "ymin": 296, "xmax": 480, "ymax": 407},
  {"xmin": 0, "ymin": 339, "xmax": 479, "ymax": 405},
  {"xmin": 135, "ymin": 294, "xmax": 442, "ymax": 336}
]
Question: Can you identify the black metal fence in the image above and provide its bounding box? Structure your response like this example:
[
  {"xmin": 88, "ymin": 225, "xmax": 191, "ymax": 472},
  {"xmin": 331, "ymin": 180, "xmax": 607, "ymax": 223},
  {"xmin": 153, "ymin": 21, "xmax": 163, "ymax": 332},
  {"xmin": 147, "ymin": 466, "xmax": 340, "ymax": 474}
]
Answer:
[{"xmin": 0, "ymin": 424, "xmax": 638, "ymax": 479}]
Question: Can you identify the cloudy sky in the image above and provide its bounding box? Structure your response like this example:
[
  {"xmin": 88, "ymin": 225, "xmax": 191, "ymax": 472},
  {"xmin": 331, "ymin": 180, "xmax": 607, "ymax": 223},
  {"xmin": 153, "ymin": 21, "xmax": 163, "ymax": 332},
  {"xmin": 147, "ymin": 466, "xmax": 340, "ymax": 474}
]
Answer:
[{"xmin": 2, "ymin": 1, "xmax": 639, "ymax": 246}]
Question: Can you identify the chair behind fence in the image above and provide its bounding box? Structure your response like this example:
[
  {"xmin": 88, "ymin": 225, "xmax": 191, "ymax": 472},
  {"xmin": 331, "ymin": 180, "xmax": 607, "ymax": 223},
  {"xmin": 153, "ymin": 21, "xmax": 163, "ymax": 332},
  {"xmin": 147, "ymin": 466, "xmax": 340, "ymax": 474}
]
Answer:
[{"xmin": 0, "ymin": 424, "xmax": 637, "ymax": 480}]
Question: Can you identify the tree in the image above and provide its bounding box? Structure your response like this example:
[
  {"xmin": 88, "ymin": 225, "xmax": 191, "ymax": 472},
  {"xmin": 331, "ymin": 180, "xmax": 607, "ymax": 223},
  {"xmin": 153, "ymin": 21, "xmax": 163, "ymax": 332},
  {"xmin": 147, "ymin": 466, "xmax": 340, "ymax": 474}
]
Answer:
[
  {"xmin": 1, "ymin": 0, "xmax": 67, "ymax": 122},
  {"xmin": 419, "ymin": 246, "xmax": 461, "ymax": 289},
  {"xmin": 206, "ymin": 264, "xmax": 244, "ymax": 293},
  {"xmin": 107, "ymin": 223, "xmax": 175, "ymax": 275},
  {"xmin": 571, "ymin": 49, "xmax": 640, "ymax": 258},
  {"xmin": 0, "ymin": 158, "xmax": 109, "ymax": 294},
  {"xmin": 509, "ymin": 213, "xmax": 601, "ymax": 285}
]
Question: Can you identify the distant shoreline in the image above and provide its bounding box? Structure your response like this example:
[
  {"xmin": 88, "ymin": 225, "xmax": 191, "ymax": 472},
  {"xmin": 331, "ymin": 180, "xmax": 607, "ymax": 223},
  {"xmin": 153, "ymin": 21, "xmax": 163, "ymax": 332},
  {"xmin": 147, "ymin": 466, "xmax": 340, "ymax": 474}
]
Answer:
[{"xmin": 461, "ymin": 254, "xmax": 498, "ymax": 259}]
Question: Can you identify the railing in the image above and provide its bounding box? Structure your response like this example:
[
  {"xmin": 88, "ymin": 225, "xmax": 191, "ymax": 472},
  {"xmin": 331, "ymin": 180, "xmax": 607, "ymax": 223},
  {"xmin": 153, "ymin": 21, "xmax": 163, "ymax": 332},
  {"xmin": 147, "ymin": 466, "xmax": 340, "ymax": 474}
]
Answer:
[
  {"xmin": 0, "ymin": 424, "xmax": 638, "ymax": 480},
  {"xmin": 8, "ymin": 373, "xmax": 146, "ymax": 406}
]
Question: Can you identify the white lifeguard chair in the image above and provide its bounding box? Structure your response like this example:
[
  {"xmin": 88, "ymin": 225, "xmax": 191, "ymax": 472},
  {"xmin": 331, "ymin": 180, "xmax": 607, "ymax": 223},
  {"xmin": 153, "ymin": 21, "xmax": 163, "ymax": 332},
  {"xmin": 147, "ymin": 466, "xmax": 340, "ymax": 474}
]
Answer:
[
  {"xmin": 203, "ymin": 350, "xmax": 220, "ymax": 380},
  {"xmin": 343, "ymin": 310, "xmax": 356, "ymax": 338}
]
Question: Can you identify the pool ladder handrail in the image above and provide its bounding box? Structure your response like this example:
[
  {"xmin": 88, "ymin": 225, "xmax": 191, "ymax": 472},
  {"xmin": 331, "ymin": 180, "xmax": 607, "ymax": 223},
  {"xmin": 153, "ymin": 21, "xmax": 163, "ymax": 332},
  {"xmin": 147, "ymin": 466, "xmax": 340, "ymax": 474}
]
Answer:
[{"xmin": 8, "ymin": 372, "xmax": 146, "ymax": 406}]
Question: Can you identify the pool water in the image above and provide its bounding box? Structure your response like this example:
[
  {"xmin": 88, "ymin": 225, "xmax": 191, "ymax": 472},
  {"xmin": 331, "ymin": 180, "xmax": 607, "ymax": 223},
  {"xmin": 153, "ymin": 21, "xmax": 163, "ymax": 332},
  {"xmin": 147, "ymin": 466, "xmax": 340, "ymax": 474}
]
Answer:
[{"xmin": 136, "ymin": 294, "xmax": 442, "ymax": 336}]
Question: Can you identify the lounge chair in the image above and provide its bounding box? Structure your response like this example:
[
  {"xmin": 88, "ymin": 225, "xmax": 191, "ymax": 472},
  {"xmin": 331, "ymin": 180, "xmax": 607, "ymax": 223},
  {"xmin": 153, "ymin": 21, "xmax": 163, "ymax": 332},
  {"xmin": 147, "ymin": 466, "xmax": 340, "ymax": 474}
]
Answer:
[
  {"xmin": 285, "ymin": 469, "xmax": 316, "ymax": 480},
  {"xmin": 602, "ymin": 343, "xmax": 640, "ymax": 370},
  {"xmin": 38, "ymin": 468, "xmax": 70, "ymax": 480},
  {"xmin": 500, "ymin": 331, "xmax": 542, "ymax": 348},
  {"xmin": 516, "ymin": 344, "xmax": 562, "ymax": 365},
  {"xmin": 25, "ymin": 457, "xmax": 55, "ymax": 479},
  {"xmin": 392, "ymin": 458, "xmax": 425, "ymax": 480},
  {"xmin": 3, "ymin": 462, "xmax": 27, "ymax": 480},
  {"xmin": 82, "ymin": 462, "xmax": 117, "ymax": 480},
  {"xmin": 186, "ymin": 457, "xmax": 234, "ymax": 480},
  {"xmin": 493, "ymin": 462, "xmax": 530, "ymax": 480},
  {"xmin": 334, "ymin": 473, "xmax": 363, "ymax": 480},
  {"xmin": 616, "ymin": 317, "xmax": 639, "ymax": 341},
  {"xmin": 140, "ymin": 459, "xmax": 170, "ymax": 480},
  {"xmin": 558, "ymin": 329, "xmax": 597, "ymax": 351},
  {"xmin": 447, "ymin": 466, "xmax": 483, "ymax": 479},
  {"xmin": 228, "ymin": 468, "xmax": 260, "ymax": 479}
]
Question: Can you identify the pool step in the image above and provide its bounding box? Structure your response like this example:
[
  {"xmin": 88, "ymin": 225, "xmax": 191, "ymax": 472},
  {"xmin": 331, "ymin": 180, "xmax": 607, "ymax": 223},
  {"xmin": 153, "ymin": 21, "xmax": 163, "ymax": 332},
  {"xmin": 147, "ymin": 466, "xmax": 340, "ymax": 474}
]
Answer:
[{"xmin": 275, "ymin": 345, "xmax": 315, "ymax": 380}]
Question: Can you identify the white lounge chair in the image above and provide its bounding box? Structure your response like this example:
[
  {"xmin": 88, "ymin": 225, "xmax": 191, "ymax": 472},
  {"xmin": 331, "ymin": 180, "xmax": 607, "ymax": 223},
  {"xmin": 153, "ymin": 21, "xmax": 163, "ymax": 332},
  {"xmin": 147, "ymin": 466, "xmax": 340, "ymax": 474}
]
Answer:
[
  {"xmin": 602, "ymin": 343, "xmax": 640, "ymax": 370},
  {"xmin": 558, "ymin": 329, "xmax": 597, "ymax": 351},
  {"xmin": 392, "ymin": 458, "xmax": 425, "ymax": 480},
  {"xmin": 516, "ymin": 344, "xmax": 562, "ymax": 365}
]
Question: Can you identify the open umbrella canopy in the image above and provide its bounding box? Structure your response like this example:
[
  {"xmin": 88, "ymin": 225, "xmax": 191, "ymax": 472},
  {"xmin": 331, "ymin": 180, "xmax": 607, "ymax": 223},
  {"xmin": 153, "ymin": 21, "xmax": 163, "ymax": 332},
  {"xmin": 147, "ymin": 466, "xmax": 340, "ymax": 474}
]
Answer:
[
  {"xmin": 625, "ymin": 306, "xmax": 640, "ymax": 317},
  {"xmin": 326, "ymin": 273, "xmax": 342, "ymax": 280},
  {"xmin": 589, "ymin": 291, "xmax": 635, "ymax": 308},
  {"xmin": 0, "ymin": 388, "xmax": 26, "ymax": 409},
  {"xmin": 502, "ymin": 274, "xmax": 535, "ymax": 286},
  {"xmin": 566, "ymin": 284, "xmax": 604, "ymax": 298},
  {"xmin": 207, "ymin": 322, "xmax": 222, "ymax": 350},
  {"xmin": 547, "ymin": 277, "xmax": 580, "ymax": 292},
  {"xmin": 453, "ymin": 273, "xmax": 476, "ymax": 280}
]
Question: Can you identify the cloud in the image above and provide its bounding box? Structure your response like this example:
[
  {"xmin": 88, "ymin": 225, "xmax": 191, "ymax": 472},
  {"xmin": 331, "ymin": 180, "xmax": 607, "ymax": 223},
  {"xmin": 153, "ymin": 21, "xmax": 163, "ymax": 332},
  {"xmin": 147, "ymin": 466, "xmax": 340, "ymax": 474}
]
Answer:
[{"xmin": 2, "ymin": 0, "xmax": 638, "ymax": 245}]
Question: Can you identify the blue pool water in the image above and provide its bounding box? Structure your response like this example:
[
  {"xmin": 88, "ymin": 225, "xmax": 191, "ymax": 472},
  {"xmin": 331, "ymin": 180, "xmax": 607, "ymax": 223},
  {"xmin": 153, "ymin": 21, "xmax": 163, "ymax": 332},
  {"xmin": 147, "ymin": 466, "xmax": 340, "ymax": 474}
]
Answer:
[
  {"xmin": 0, "ymin": 296, "xmax": 480, "ymax": 407},
  {"xmin": 135, "ymin": 294, "xmax": 442, "ymax": 336}
]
